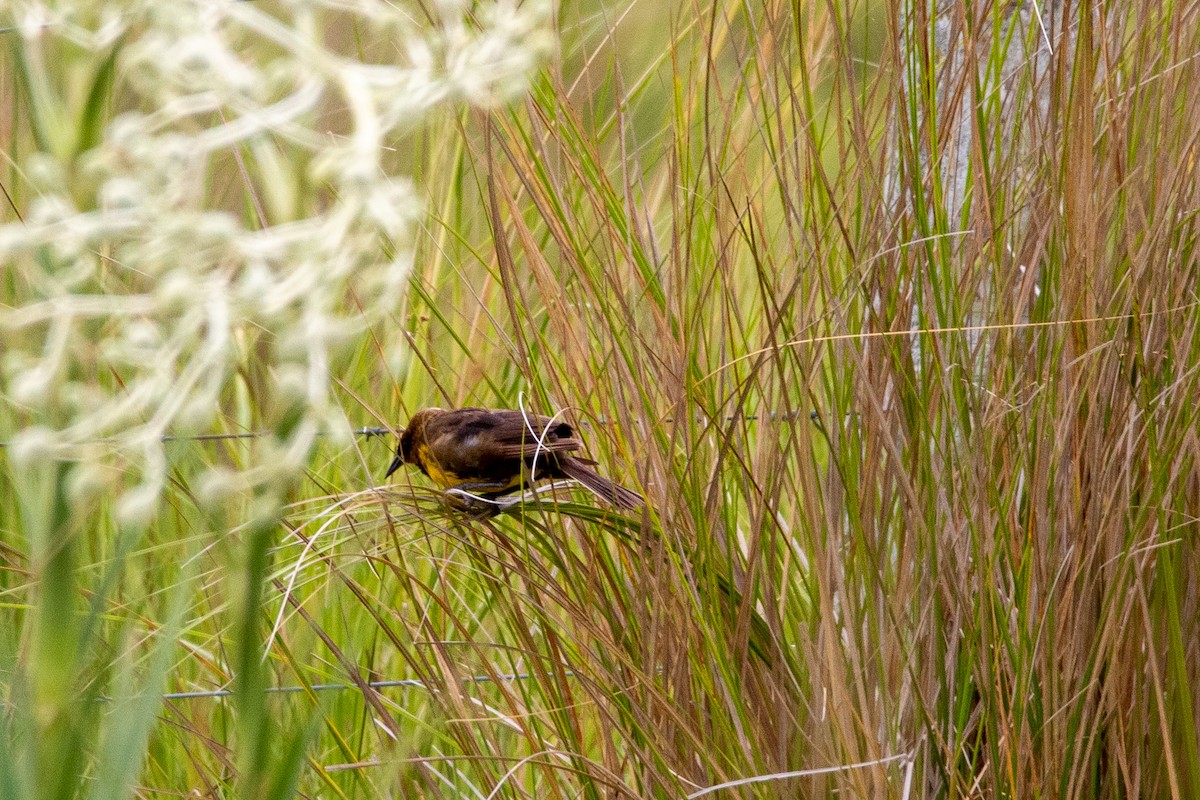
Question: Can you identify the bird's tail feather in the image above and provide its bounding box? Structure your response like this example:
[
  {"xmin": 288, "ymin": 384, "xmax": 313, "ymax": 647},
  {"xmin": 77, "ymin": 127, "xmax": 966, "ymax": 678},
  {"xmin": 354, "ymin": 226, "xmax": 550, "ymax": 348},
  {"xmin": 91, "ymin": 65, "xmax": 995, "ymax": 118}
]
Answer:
[{"xmin": 558, "ymin": 459, "xmax": 644, "ymax": 510}]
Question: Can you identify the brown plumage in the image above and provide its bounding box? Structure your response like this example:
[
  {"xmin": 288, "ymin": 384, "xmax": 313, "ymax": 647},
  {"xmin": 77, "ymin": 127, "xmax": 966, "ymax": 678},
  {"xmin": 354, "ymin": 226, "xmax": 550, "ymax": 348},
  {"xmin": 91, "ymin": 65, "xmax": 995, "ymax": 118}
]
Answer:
[{"xmin": 385, "ymin": 407, "xmax": 643, "ymax": 510}]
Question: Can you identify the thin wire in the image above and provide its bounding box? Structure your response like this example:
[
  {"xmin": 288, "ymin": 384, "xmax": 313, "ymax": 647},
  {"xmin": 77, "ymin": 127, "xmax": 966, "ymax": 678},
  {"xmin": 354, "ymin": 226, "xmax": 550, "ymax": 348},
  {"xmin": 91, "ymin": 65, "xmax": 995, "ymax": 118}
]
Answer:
[
  {"xmin": 0, "ymin": 417, "xmax": 820, "ymax": 449},
  {"xmin": 161, "ymin": 427, "xmax": 392, "ymax": 442},
  {"xmin": 147, "ymin": 671, "xmax": 559, "ymax": 701},
  {"xmin": 0, "ymin": 427, "xmax": 393, "ymax": 449}
]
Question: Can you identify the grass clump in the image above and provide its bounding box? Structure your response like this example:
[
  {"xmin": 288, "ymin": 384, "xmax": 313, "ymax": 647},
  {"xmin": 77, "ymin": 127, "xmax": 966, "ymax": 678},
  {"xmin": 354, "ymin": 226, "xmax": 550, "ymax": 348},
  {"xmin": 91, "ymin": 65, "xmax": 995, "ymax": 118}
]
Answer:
[{"xmin": 2, "ymin": 0, "xmax": 1200, "ymax": 798}]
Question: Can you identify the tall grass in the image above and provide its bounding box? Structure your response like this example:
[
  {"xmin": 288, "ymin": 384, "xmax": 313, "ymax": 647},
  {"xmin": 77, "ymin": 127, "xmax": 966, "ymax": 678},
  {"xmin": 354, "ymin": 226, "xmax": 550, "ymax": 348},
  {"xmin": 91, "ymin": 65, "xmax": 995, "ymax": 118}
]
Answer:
[{"xmin": 2, "ymin": 0, "xmax": 1199, "ymax": 798}]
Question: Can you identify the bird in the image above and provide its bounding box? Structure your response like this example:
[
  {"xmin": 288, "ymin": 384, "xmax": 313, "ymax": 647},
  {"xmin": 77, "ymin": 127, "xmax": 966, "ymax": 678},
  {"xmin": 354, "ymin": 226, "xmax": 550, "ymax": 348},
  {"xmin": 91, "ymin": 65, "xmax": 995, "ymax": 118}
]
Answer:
[{"xmin": 384, "ymin": 407, "xmax": 643, "ymax": 510}]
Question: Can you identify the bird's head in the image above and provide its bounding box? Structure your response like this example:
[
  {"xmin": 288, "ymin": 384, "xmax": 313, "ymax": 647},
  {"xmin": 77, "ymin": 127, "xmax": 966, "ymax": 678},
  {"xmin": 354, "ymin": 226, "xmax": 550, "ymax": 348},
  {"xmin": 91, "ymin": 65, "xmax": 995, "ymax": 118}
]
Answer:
[{"xmin": 385, "ymin": 408, "xmax": 442, "ymax": 478}]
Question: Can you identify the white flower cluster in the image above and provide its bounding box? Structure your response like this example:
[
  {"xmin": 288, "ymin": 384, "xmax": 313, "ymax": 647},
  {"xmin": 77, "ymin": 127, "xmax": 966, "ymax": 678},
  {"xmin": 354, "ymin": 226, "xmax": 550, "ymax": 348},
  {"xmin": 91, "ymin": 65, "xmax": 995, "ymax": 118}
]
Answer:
[{"xmin": 0, "ymin": 0, "xmax": 555, "ymax": 524}]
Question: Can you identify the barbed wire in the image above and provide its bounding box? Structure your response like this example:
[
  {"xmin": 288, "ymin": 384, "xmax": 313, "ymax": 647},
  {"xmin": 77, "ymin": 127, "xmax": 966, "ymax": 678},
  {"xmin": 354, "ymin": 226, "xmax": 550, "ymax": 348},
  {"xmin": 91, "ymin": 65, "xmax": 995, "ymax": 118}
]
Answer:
[
  {"xmin": 0, "ymin": 413, "xmax": 822, "ymax": 450},
  {"xmin": 0, "ymin": 427, "xmax": 393, "ymax": 449},
  {"xmin": 158, "ymin": 670, "xmax": 554, "ymax": 702}
]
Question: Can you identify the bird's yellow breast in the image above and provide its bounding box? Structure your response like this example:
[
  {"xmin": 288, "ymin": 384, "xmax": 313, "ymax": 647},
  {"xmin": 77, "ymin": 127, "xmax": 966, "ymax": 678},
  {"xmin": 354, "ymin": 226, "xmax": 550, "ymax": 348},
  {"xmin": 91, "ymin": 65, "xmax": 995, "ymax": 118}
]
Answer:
[
  {"xmin": 415, "ymin": 443, "xmax": 462, "ymax": 488},
  {"xmin": 414, "ymin": 442, "xmax": 524, "ymax": 492}
]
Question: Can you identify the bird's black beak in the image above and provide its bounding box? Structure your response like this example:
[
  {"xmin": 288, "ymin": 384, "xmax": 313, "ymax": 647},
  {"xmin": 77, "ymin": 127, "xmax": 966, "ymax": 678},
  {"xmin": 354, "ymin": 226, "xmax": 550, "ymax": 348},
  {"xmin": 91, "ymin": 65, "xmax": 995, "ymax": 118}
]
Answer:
[{"xmin": 384, "ymin": 453, "xmax": 404, "ymax": 479}]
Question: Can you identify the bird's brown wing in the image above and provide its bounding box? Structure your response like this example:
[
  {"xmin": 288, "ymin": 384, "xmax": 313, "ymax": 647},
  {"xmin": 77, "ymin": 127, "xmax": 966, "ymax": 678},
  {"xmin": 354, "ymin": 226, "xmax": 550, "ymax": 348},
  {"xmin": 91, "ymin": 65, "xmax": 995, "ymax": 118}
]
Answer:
[
  {"xmin": 422, "ymin": 409, "xmax": 582, "ymax": 475},
  {"xmin": 481, "ymin": 410, "xmax": 585, "ymax": 458}
]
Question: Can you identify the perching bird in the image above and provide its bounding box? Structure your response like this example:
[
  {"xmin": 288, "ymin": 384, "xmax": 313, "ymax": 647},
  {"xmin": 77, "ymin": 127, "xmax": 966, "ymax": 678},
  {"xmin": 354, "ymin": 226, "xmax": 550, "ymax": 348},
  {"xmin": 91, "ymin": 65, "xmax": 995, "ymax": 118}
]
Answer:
[{"xmin": 385, "ymin": 407, "xmax": 643, "ymax": 510}]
